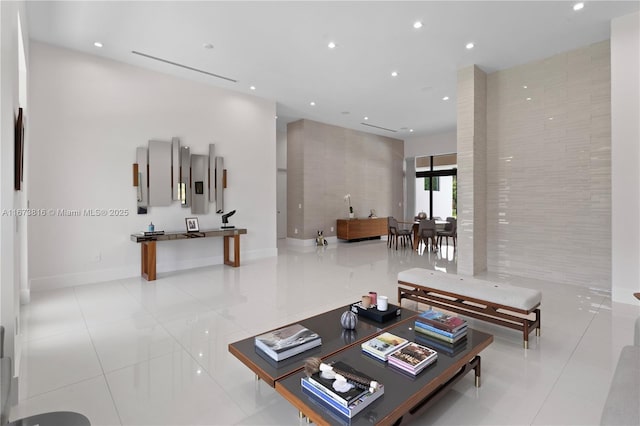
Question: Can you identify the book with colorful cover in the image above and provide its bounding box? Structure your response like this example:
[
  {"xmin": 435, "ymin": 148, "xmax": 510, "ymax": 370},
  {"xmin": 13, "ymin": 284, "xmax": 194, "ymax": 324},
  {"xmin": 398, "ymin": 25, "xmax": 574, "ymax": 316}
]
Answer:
[
  {"xmin": 302, "ymin": 377, "xmax": 384, "ymax": 418},
  {"xmin": 361, "ymin": 332, "xmax": 410, "ymax": 361},
  {"xmin": 387, "ymin": 342, "xmax": 438, "ymax": 374},
  {"xmin": 254, "ymin": 324, "xmax": 321, "ymax": 361},
  {"xmin": 414, "ymin": 324, "xmax": 466, "ymax": 344},
  {"xmin": 414, "ymin": 321, "xmax": 468, "ymax": 339},
  {"xmin": 306, "ymin": 361, "xmax": 371, "ymax": 407},
  {"xmin": 417, "ymin": 309, "xmax": 467, "ymax": 333}
]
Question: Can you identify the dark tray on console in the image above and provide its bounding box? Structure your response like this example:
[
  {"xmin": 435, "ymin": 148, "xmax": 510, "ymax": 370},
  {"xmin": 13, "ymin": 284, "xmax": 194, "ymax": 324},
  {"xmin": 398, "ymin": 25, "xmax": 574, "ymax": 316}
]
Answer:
[{"xmin": 351, "ymin": 302, "xmax": 401, "ymax": 323}]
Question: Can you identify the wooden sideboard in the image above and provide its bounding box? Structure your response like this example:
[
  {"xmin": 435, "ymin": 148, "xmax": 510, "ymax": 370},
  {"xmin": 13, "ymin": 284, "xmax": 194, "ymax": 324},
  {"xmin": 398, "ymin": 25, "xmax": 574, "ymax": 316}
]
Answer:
[{"xmin": 336, "ymin": 217, "xmax": 387, "ymax": 241}]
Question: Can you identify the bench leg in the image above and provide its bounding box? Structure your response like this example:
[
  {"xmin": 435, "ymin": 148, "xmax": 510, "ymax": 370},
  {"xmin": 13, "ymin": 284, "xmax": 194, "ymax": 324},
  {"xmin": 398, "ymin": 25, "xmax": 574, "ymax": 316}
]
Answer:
[
  {"xmin": 474, "ymin": 356, "xmax": 482, "ymax": 387},
  {"xmin": 535, "ymin": 308, "xmax": 541, "ymax": 336}
]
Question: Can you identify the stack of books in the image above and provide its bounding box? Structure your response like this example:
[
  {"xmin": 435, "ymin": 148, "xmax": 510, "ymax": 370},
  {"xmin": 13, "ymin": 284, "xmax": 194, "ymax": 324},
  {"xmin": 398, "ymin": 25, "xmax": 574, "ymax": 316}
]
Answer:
[
  {"xmin": 301, "ymin": 361, "xmax": 384, "ymax": 418},
  {"xmin": 414, "ymin": 333, "xmax": 468, "ymax": 357},
  {"xmin": 254, "ymin": 324, "xmax": 321, "ymax": 361},
  {"xmin": 414, "ymin": 309, "xmax": 468, "ymax": 344},
  {"xmin": 361, "ymin": 332, "xmax": 409, "ymax": 361},
  {"xmin": 387, "ymin": 342, "xmax": 438, "ymax": 375}
]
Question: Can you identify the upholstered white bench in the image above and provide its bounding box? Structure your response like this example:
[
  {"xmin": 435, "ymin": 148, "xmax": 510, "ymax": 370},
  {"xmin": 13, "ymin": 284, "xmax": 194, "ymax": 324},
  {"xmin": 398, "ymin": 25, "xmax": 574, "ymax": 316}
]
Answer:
[{"xmin": 398, "ymin": 268, "xmax": 542, "ymax": 348}]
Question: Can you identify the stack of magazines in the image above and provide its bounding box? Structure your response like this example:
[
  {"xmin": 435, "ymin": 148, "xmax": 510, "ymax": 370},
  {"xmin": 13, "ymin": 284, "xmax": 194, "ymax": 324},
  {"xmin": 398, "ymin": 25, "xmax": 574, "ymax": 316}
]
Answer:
[
  {"xmin": 387, "ymin": 342, "xmax": 438, "ymax": 375},
  {"xmin": 361, "ymin": 332, "xmax": 409, "ymax": 361},
  {"xmin": 254, "ymin": 324, "xmax": 321, "ymax": 361},
  {"xmin": 414, "ymin": 309, "xmax": 468, "ymax": 344},
  {"xmin": 301, "ymin": 361, "xmax": 384, "ymax": 418}
]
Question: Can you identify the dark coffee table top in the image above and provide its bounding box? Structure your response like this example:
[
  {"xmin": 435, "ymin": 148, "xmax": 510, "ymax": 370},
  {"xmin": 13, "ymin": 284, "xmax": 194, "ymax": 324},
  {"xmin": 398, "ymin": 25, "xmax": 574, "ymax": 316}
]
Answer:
[
  {"xmin": 275, "ymin": 322, "xmax": 493, "ymax": 426},
  {"xmin": 228, "ymin": 304, "xmax": 418, "ymax": 387}
]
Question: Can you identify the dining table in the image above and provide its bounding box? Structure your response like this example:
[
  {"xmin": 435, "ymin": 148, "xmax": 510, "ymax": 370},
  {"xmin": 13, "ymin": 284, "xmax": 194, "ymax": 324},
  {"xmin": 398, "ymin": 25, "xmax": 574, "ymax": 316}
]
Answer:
[{"xmin": 398, "ymin": 219, "xmax": 448, "ymax": 251}]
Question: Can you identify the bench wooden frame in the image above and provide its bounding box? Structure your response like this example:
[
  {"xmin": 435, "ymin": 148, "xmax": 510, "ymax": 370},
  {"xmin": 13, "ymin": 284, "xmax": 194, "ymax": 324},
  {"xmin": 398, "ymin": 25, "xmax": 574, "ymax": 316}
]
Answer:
[{"xmin": 398, "ymin": 281, "xmax": 541, "ymax": 349}]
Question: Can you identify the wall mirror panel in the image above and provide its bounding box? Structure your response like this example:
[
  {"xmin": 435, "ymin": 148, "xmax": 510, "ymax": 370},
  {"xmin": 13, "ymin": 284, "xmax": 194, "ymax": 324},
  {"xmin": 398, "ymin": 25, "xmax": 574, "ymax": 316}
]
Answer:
[
  {"xmin": 191, "ymin": 154, "xmax": 209, "ymax": 214},
  {"xmin": 136, "ymin": 147, "xmax": 148, "ymax": 207},
  {"xmin": 215, "ymin": 156, "xmax": 224, "ymax": 213},
  {"xmin": 172, "ymin": 137, "xmax": 180, "ymax": 201},
  {"xmin": 148, "ymin": 140, "xmax": 172, "ymax": 206},
  {"xmin": 209, "ymin": 144, "xmax": 215, "ymax": 202},
  {"xmin": 180, "ymin": 146, "xmax": 190, "ymax": 207}
]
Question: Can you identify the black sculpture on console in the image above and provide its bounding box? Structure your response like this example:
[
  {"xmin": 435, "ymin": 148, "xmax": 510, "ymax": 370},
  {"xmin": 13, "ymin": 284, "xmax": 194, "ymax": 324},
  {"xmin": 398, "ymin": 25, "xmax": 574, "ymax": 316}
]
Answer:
[{"xmin": 221, "ymin": 210, "xmax": 236, "ymax": 229}]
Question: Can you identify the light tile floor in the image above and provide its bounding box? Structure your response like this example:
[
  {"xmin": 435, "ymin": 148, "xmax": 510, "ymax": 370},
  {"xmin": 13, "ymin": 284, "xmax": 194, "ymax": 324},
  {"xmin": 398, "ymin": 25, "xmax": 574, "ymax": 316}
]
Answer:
[{"xmin": 12, "ymin": 239, "xmax": 640, "ymax": 425}]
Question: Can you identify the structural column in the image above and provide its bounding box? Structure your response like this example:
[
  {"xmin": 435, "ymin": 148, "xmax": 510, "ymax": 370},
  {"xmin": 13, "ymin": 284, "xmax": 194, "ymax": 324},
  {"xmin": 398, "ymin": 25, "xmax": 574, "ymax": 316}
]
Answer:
[{"xmin": 457, "ymin": 65, "xmax": 487, "ymax": 276}]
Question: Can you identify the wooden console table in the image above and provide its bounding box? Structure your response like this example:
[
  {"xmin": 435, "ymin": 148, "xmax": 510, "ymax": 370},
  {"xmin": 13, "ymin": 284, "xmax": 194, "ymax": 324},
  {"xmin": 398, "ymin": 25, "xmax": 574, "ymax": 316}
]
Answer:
[
  {"xmin": 337, "ymin": 217, "xmax": 387, "ymax": 241},
  {"xmin": 130, "ymin": 228, "xmax": 247, "ymax": 281}
]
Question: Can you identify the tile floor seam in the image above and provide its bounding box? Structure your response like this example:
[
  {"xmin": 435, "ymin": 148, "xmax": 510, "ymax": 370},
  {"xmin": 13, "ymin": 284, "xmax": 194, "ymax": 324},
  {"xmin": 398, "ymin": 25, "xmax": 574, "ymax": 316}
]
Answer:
[
  {"xmin": 529, "ymin": 307, "xmax": 601, "ymax": 425},
  {"xmin": 73, "ymin": 285, "xmax": 125, "ymax": 426}
]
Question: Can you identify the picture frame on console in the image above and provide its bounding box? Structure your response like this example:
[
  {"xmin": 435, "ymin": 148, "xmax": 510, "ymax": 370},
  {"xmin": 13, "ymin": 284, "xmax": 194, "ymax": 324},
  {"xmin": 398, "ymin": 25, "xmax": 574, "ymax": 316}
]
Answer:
[{"xmin": 185, "ymin": 217, "xmax": 199, "ymax": 232}]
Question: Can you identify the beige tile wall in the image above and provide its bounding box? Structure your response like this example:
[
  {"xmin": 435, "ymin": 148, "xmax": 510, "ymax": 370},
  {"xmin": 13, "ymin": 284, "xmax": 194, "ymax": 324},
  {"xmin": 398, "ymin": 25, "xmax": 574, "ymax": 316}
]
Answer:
[
  {"xmin": 457, "ymin": 66, "xmax": 488, "ymax": 276},
  {"xmin": 486, "ymin": 41, "xmax": 611, "ymax": 288},
  {"xmin": 287, "ymin": 119, "xmax": 404, "ymax": 240}
]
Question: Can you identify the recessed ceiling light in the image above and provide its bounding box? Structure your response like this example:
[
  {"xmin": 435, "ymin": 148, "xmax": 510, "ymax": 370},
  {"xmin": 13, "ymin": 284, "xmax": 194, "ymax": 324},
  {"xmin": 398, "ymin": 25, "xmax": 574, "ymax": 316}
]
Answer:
[
  {"xmin": 328, "ymin": 41, "xmax": 336, "ymax": 49},
  {"xmin": 310, "ymin": 101, "xmax": 316, "ymax": 106},
  {"xmin": 249, "ymin": 86, "xmax": 256, "ymax": 91},
  {"xmin": 413, "ymin": 21, "xmax": 423, "ymax": 29},
  {"xmin": 364, "ymin": 116, "xmax": 369, "ymax": 120},
  {"xmin": 548, "ymin": 117, "xmax": 554, "ymax": 120},
  {"xmin": 526, "ymin": 97, "xmax": 532, "ymax": 101},
  {"xmin": 465, "ymin": 42, "xmax": 474, "ymax": 50},
  {"xmin": 409, "ymin": 129, "xmax": 414, "ymax": 133},
  {"xmin": 523, "ymin": 85, "xmax": 528, "ymax": 89},
  {"xmin": 203, "ymin": 43, "xmax": 214, "ymax": 49},
  {"xmin": 573, "ymin": 2, "xmax": 584, "ymax": 11},
  {"xmin": 442, "ymin": 96, "xmax": 450, "ymax": 101},
  {"xmin": 93, "ymin": 42, "xmax": 103, "ymax": 48},
  {"xmin": 275, "ymin": 115, "xmax": 278, "ymax": 119},
  {"xmin": 391, "ymin": 71, "xmax": 398, "ymax": 77}
]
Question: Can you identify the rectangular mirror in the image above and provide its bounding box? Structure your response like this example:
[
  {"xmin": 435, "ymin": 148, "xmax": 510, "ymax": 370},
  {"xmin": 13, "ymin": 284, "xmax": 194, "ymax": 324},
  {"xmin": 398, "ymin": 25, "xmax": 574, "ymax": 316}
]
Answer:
[
  {"xmin": 148, "ymin": 140, "xmax": 172, "ymax": 206},
  {"xmin": 180, "ymin": 146, "xmax": 190, "ymax": 207},
  {"xmin": 215, "ymin": 156, "xmax": 224, "ymax": 213},
  {"xmin": 191, "ymin": 154, "xmax": 209, "ymax": 214},
  {"xmin": 172, "ymin": 137, "xmax": 180, "ymax": 201},
  {"xmin": 209, "ymin": 144, "xmax": 215, "ymax": 202},
  {"xmin": 136, "ymin": 147, "xmax": 148, "ymax": 207}
]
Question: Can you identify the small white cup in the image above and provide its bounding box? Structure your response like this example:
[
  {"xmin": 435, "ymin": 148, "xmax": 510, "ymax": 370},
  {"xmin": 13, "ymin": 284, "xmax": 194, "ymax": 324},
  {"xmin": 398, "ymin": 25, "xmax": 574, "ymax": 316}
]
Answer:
[{"xmin": 377, "ymin": 295, "xmax": 388, "ymax": 311}]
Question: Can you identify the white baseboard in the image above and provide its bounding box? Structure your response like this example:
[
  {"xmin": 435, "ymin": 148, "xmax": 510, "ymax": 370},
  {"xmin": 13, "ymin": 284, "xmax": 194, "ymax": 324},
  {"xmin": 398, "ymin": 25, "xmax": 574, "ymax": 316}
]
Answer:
[{"xmin": 29, "ymin": 248, "xmax": 278, "ymax": 291}]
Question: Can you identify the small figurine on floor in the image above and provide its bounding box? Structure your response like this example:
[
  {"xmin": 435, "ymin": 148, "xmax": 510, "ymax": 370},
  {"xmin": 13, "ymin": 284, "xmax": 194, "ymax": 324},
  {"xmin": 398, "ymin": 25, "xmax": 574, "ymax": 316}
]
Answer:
[{"xmin": 316, "ymin": 230, "xmax": 328, "ymax": 246}]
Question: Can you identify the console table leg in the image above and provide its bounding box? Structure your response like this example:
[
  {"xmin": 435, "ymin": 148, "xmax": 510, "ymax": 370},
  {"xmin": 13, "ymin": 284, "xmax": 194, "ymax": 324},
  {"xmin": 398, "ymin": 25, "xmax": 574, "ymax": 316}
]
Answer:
[
  {"xmin": 224, "ymin": 234, "xmax": 241, "ymax": 267},
  {"xmin": 141, "ymin": 241, "xmax": 156, "ymax": 281}
]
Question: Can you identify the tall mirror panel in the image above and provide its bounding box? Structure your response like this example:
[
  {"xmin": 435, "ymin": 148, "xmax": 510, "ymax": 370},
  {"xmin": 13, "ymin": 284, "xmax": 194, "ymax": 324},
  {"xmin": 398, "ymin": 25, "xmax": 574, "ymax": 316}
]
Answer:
[
  {"xmin": 215, "ymin": 156, "xmax": 224, "ymax": 213},
  {"xmin": 209, "ymin": 144, "xmax": 215, "ymax": 202},
  {"xmin": 171, "ymin": 137, "xmax": 180, "ymax": 201},
  {"xmin": 136, "ymin": 147, "xmax": 148, "ymax": 207},
  {"xmin": 180, "ymin": 146, "xmax": 190, "ymax": 207},
  {"xmin": 148, "ymin": 140, "xmax": 172, "ymax": 206},
  {"xmin": 191, "ymin": 154, "xmax": 209, "ymax": 215}
]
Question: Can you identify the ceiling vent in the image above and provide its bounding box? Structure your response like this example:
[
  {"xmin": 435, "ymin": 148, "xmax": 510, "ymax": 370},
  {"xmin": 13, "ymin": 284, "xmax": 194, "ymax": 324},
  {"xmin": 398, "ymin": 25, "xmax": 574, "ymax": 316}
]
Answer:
[
  {"xmin": 360, "ymin": 122, "xmax": 397, "ymax": 133},
  {"xmin": 131, "ymin": 51, "xmax": 237, "ymax": 83}
]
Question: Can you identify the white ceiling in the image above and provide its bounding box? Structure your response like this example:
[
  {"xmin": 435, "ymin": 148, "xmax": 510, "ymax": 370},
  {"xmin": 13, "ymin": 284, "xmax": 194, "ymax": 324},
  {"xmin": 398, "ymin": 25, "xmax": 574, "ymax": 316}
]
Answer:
[{"xmin": 26, "ymin": 1, "xmax": 639, "ymax": 138}]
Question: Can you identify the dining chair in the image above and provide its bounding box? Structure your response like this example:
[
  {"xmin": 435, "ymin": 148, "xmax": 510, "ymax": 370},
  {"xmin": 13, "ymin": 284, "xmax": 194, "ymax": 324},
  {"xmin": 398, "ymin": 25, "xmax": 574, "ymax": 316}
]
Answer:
[
  {"xmin": 388, "ymin": 217, "xmax": 412, "ymax": 249},
  {"xmin": 437, "ymin": 217, "xmax": 457, "ymax": 249},
  {"xmin": 417, "ymin": 219, "xmax": 437, "ymax": 251}
]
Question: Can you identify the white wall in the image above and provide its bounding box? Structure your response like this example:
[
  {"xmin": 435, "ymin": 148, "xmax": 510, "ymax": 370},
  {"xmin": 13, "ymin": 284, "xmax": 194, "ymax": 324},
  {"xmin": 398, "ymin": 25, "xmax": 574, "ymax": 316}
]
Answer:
[
  {"xmin": 0, "ymin": 0, "xmax": 29, "ymax": 378},
  {"xmin": 28, "ymin": 42, "xmax": 277, "ymax": 290},
  {"xmin": 611, "ymin": 12, "xmax": 640, "ymax": 304},
  {"xmin": 404, "ymin": 130, "xmax": 456, "ymax": 159}
]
